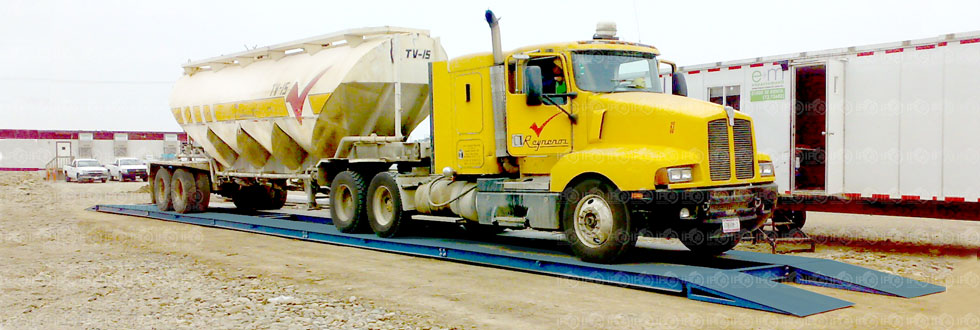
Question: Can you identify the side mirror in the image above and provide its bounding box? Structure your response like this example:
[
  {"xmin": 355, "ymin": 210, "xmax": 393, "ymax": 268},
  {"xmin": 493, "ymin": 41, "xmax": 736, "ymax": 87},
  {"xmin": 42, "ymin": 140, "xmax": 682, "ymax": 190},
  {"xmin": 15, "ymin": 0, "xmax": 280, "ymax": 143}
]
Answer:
[
  {"xmin": 672, "ymin": 72, "xmax": 688, "ymax": 97},
  {"xmin": 524, "ymin": 66, "xmax": 544, "ymax": 106}
]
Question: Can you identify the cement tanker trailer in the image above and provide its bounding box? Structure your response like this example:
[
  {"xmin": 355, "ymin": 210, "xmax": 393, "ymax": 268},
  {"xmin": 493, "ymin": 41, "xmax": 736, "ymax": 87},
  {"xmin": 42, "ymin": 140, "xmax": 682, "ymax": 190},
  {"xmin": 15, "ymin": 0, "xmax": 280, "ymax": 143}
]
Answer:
[{"xmin": 153, "ymin": 12, "xmax": 779, "ymax": 263}]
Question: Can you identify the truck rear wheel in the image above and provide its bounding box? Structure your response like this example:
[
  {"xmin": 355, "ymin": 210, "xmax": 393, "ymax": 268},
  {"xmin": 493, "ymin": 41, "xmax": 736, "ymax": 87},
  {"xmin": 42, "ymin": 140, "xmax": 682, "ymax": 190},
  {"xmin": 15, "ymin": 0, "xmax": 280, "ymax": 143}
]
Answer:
[
  {"xmin": 680, "ymin": 228, "xmax": 740, "ymax": 256},
  {"xmin": 561, "ymin": 179, "xmax": 636, "ymax": 264},
  {"xmin": 153, "ymin": 168, "xmax": 173, "ymax": 211},
  {"xmin": 367, "ymin": 172, "xmax": 410, "ymax": 238},
  {"xmin": 330, "ymin": 171, "xmax": 369, "ymax": 233}
]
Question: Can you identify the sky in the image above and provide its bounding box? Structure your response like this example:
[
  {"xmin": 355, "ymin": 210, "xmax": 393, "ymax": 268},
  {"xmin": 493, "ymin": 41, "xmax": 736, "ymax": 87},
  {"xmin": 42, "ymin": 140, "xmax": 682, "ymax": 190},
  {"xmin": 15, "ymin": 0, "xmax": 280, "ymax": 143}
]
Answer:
[{"xmin": 1, "ymin": 0, "xmax": 979, "ymax": 132}]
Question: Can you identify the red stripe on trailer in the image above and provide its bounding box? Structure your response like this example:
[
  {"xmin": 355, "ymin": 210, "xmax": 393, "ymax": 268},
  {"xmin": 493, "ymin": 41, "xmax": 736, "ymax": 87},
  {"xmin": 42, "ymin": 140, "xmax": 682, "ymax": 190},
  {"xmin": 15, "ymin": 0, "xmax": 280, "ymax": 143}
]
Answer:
[
  {"xmin": 946, "ymin": 197, "xmax": 965, "ymax": 202},
  {"xmin": 772, "ymin": 62, "xmax": 780, "ymax": 65},
  {"xmin": 915, "ymin": 44, "xmax": 935, "ymax": 50},
  {"xmin": 960, "ymin": 38, "xmax": 980, "ymax": 44},
  {"xmin": 688, "ymin": 70, "xmax": 700, "ymax": 74},
  {"xmin": 843, "ymin": 193, "xmax": 862, "ymax": 199},
  {"xmin": 707, "ymin": 68, "xmax": 720, "ymax": 72},
  {"xmin": 885, "ymin": 48, "xmax": 904, "ymax": 54},
  {"xmin": 872, "ymin": 194, "xmax": 891, "ymax": 200},
  {"xmin": 750, "ymin": 63, "xmax": 764, "ymax": 68},
  {"xmin": 938, "ymin": 41, "xmax": 948, "ymax": 47},
  {"xmin": 901, "ymin": 195, "xmax": 920, "ymax": 201},
  {"xmin": 857, "ymin": 51, "xmax": 874, "ymax": 57},
  {"xmin": 784, "ymin": 191, "xmax": 790, "ymax": 194},
  {"xmin": 728, "ymin": 65, "xmax": 742, "ymax": 70}
]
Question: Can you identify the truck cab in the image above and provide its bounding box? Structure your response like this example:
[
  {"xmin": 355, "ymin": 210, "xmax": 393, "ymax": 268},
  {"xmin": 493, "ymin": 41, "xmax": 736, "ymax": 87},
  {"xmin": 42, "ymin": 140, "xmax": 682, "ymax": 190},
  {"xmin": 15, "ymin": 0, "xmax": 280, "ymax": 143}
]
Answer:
[{"xmin": 419, "ymin": 15, "xmax": 778, "ymax": 262}]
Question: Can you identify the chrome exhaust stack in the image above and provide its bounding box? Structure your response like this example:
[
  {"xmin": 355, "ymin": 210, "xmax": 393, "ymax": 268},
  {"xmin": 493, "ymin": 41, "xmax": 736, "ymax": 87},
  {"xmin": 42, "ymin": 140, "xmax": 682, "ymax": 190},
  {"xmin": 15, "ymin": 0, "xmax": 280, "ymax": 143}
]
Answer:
[{"xmin": 485, "ymin": 10, "xmax": 504, "ymax": 65}]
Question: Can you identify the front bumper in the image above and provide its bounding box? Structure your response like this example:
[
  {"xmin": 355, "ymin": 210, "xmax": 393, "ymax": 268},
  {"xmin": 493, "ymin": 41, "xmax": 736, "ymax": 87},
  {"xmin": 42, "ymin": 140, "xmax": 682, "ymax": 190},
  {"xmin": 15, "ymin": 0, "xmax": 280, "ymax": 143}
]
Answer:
[
  {"xmin": 78, "ymin": 172, "xmax": 109, "ymax": 181},
  {"xmin": 627, "ymin": 183, "xmax": 779, "ymax": 234},
  {"xmin": 122, "ymin": 170, "xmax": 147, "ymax": 179}
]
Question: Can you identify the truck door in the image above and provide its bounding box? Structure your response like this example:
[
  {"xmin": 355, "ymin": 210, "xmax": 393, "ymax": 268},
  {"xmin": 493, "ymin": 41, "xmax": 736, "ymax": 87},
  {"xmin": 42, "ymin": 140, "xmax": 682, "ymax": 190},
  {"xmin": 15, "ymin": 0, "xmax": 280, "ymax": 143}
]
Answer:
[
  {"xmin": 824, "ymin": 59, "xmax": 845, "ymax": 194},
  {"xmin": 505, "ymin": 54, "xmax": 573, "ymax": 159}
]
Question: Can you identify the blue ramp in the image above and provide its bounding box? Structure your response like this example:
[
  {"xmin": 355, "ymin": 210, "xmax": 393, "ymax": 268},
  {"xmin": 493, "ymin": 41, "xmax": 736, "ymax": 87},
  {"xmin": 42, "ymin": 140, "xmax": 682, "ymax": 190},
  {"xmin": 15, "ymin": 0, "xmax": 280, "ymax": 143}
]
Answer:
[{"xmin": 89, "ymin": 204, "xmax": 943, "ymax": 317}]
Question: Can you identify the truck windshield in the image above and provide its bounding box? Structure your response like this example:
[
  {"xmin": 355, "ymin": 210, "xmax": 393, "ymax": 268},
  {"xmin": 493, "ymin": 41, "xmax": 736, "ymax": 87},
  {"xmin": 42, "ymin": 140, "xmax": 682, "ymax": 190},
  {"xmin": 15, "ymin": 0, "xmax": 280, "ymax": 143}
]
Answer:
[
  {"xmin": 571, "ymin": 50, "xmax": 663, "ymax": 93},
  {"xmin": 77, "ymin": 160, "xmax": 99, "ymax": 167},
  {"xmin": 119, "ymin": 159, "xmax": 142, "ymax": 165}
]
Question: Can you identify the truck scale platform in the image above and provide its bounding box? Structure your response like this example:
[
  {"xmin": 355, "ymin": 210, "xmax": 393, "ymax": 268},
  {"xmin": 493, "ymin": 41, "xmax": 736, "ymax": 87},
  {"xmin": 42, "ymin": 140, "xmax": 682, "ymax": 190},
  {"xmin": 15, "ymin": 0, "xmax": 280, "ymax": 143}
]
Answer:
[{"xmin": 89, "ymin": 204, "xmax": 944, "ymax": 317}]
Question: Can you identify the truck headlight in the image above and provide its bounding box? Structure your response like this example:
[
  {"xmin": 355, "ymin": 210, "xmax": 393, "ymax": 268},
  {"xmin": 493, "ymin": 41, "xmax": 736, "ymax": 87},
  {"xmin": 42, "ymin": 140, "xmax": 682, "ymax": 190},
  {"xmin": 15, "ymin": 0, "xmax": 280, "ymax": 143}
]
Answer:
[
  {"xmin": 666, "ymin": 167, "xmax": 693, "ymax": 183},
  {"xmin": 759, "ymin": 161, "xmax": 775, "ymax": 177}
]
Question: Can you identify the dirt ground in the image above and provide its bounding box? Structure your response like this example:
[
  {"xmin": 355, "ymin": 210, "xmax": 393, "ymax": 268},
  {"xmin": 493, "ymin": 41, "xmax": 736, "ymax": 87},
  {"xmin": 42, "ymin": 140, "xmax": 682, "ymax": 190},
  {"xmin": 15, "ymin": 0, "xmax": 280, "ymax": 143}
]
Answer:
[{"xmin": 1, "ymin": 171, "xmax": 978, "ymax": 329}]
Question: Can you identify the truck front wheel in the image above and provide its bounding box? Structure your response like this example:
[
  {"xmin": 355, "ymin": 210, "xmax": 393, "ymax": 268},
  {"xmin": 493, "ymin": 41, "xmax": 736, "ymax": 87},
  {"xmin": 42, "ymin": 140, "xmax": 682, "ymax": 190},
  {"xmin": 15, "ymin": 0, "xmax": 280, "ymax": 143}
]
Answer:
[
  {"xmin": 330, "ymin": 170, "xmax": 369, "ymax": 233},
  {"xmin": 561, "ymin": 179, "xmax": 637, "ymax": 264},
  {"xmin": 153, "ymin": 168, "xmax": 173, "ymax": 211}
]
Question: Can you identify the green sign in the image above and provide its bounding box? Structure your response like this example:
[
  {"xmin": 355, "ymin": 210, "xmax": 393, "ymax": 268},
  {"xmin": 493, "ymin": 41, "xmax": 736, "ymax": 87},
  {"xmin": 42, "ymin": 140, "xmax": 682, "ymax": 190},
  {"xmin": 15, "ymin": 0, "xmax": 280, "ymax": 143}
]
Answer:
[{"xmin": 750, "ymin": 88, "xmax": 785, "ymax": 101}]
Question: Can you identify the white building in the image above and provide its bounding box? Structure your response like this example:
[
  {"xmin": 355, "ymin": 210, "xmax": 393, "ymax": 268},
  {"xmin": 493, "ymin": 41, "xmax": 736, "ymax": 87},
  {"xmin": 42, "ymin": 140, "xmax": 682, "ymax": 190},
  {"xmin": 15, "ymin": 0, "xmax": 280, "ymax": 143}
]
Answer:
[{"xmin": 0, "ymin": 129, "xmax": 186, "ymax": 171}]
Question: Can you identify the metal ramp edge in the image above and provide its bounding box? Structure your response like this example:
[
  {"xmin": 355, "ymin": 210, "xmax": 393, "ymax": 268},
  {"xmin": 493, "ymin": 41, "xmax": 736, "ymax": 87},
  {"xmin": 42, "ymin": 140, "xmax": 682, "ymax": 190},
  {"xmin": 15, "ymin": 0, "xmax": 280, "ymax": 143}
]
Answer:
[
  {"xmin": 89, "ymin": 204, "xmax": 939, "ymax": 316},
  {"xmin": 722, "ymin": 251, "xmax": 946, "ymax": 298}
]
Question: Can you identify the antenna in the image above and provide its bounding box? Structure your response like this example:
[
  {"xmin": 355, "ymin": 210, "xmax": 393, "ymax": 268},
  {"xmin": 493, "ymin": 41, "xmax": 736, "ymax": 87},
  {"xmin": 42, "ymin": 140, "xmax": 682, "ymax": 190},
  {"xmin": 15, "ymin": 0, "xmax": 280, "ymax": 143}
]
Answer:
[{"xmin": 633, "ymin": 0, "xmax": 642, "ymax": 43}]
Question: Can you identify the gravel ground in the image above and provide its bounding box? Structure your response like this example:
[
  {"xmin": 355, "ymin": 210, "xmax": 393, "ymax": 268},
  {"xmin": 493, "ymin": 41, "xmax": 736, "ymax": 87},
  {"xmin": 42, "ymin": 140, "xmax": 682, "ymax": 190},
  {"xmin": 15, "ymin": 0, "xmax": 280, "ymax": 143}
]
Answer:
[
  {"xmin": 0, "ymin": 172, "xmax": 455, "ymax": 330},
  {"xmin": 1, "ymin": 171, "xmax": 978, "ymax": 329}
]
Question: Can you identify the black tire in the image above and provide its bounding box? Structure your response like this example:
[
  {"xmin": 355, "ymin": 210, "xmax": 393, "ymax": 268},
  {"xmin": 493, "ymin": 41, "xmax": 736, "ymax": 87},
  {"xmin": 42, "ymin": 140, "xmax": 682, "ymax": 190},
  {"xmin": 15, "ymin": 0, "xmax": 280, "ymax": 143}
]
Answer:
[
  {"xmin": 680, "ymin": 227, "xmax": 741, "ymax": 256},
  {"xmin": 153, "ymin": 168, "xmax": 173, "ymax": 211},
  {"xmin": 101, "ymin": 178, "xmax": 107, "ymax": 183},
  {"xmin": 142, "ymin": 176, "xmax": 149, "ymax": 182},
  {"xmin": 171, "ymin": 169, "xmax": 206, "ymax": 214},
  {"xmin": 65, "ymin": 172, "xmax": 71, "ymax": 182},
  {"xmin": 194, "ymin": 172, "xmax": 211, "ymax": 212},
  {"xmin": 232, "ymin": 185, "xmax": 260, "ymax": 212},
  {"xmin": 330, "ymin": 170, "xmax": 369, "ymax": 233},
  {"xmin": 261, "ymin": 181, "xmax": 287, "ymax": 210},
  {"xmin": 560, "ymin": 178, "xmax": 636, "ymax": 263},
  {"xmin": 366, "ymin": 172, "xmax": 411, "ymax": 238}
]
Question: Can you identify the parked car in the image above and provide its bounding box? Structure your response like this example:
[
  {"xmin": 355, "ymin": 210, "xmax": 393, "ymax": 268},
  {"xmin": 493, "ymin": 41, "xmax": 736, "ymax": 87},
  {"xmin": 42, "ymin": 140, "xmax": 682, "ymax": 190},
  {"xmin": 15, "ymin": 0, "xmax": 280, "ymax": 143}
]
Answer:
[
  {"xmin": 64, "ymin": 158, "xmax": 108, "ymax": 183},
  {"xmin": 107, "ymin": 157, "xmax": 148, "ymax": 182}
]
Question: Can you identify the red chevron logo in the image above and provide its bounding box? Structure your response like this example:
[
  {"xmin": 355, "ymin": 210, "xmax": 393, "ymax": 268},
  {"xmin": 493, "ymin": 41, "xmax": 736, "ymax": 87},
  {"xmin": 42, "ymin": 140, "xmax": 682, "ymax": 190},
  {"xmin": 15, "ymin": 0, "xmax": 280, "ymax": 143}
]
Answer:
[
  {"xmin": 529, "ymin": 112, "xmax": 562, "ymax": 137},
  {"xmin": 285, "ymin": 67, "xmax": 330, "ymax": 124}
]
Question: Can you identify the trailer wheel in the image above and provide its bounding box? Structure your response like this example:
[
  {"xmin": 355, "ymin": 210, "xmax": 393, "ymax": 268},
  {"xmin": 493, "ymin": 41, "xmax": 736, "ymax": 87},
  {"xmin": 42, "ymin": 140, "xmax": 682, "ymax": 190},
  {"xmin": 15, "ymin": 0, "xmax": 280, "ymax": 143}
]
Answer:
[
  {"xmin": 194, "ymin": 172, "xmax": 211, "ymax": 212},
  {"xmin": 171, "ymin": 169, "xmax": 205, "ymax": 214},
  {"xmin": 560, "ymin": 178, "xmax": 637, "ymax": 264},
  {"xmin": 680, "ymin": 228, "xmax": 740, "ymax": 256},
  {"xmin": 330, "ymin": 170, "xmax": 369, "ymax": 233},
  {"xmin": 260, "ymin": 181, "xmax": 287, "ymax": 210},
  {"xmin": 232, "ymin": 185, "xmax": 260, "ymax": 212},
  {"xmin": 367, "ymin": 172, "xmax": 410, "ymax": 238},
  {"xmin": 153, "ymin": 168, "xmax": 173, "ymax": 211}
]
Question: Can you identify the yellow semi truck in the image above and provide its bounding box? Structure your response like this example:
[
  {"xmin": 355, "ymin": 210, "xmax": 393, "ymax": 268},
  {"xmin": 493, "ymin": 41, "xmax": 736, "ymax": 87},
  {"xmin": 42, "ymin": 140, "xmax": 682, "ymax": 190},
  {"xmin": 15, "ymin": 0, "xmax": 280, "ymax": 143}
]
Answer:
[{"xmin": 153, "ymin": 11, "xmax": 777, "ymax": 263}]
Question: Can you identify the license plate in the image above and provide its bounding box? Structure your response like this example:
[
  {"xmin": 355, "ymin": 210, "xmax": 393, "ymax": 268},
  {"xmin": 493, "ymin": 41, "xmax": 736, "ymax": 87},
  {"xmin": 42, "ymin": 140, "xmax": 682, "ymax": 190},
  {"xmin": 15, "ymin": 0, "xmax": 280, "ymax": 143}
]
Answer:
[{"xmin": 721, "ymin": 217, "xmax": 740, "ymax": 233}]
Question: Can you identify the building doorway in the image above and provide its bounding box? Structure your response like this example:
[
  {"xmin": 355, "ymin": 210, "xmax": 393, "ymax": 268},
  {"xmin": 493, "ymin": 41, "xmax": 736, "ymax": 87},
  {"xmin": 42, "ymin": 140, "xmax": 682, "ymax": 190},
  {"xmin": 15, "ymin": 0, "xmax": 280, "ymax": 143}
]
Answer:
[{"xmin": 793, "ymin": 65, "xmax": 827, "ymax": 191}]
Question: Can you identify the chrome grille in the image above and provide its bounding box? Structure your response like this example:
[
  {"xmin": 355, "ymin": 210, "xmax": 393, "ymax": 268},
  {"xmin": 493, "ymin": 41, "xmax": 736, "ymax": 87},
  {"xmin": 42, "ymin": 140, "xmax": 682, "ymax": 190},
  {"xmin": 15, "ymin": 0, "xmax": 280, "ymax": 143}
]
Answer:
[
  {"xmin": 734, "ymin": 119, "xmax": 755, "ymax": 179},
  {"xmin": 708, "ymin": 119, "xmax": 731, "ymax": 181}
]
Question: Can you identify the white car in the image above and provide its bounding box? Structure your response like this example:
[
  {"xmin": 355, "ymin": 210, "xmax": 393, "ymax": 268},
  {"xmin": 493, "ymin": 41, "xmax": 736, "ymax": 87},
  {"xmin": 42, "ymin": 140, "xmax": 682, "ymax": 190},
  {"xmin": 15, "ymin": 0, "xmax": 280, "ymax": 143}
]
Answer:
[
  {"xmin": 107, "ymin": 157, "xmax": 149, "ymax": 182},
  {"xmin": 64, "ymin": 158, "xmax": 109, "ymax": 183}
]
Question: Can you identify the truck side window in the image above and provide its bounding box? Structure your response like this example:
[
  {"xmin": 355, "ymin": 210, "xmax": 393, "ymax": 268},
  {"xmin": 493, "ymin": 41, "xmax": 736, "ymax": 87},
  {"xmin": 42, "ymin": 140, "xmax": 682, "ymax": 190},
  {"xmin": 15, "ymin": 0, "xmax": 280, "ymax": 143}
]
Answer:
[{"xmin": 528, "ymin": 57, "xmax": 567, "ymax": 105}]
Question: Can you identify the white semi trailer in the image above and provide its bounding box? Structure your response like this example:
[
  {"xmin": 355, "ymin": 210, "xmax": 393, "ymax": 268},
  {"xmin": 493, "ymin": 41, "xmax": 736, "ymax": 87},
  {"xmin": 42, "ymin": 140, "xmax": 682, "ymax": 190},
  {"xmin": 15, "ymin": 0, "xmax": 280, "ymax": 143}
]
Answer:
[{"xmin": 671, "ymin": 30, "xmax": 980, "ymax": 225}]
